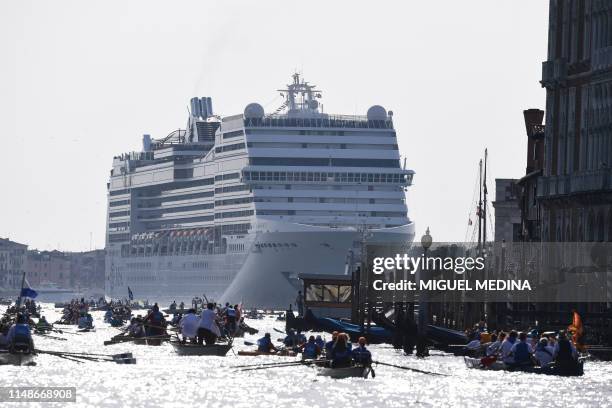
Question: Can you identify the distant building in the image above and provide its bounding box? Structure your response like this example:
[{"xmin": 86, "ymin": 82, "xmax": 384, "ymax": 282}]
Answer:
[
  {"xmin": 0, "ymin": 238, "xmax": 27, "ymax": 290},
  {"xmin": 25, "ymin": 250, "xmax": 71, "ymax": 288},
  {"xmin": 68, "ymin": 250, "xmax": 105, "ymax": 291},
  {"xmin": 538, "ymin": 0, "xmax": 612, "ymax": 242}
]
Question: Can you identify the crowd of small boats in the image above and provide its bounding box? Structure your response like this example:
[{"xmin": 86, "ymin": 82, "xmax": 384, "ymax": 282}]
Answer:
[{"xmin": 2, "ymin": 294, "xmax": 610, "ymax": 382}]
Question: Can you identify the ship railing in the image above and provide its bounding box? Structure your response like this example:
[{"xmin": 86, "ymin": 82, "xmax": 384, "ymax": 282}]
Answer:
[{"xmin": 244, "ymin": 114, "xmax": 393, "ymax": 130}]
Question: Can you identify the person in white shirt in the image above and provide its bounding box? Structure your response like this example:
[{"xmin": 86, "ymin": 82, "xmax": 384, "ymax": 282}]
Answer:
[
  {"xmin": 486, "ymin": 332, "xmax": 506, "ymax": 357},
  {"xmin": 500, "ymin": 331, "xmax": 518, "ymax": 364},
  {"xmin": 534, "ymin": 338, "xmax": 554, "ymax": 367},
  {"xmin": 197, "ymin": 303, "xmax": 221, "ymax": 345},
  {"xmin": 179, "ymin": 309, "xmax": 200, "ymax": 343}
]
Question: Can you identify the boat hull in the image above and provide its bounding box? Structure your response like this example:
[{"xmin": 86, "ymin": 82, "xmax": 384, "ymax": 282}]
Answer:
[
  {"xmin": 0, "ymin": 351, "xmax": 35, "ymax": 366},
  {"xmin": 464, "ymin": 356, "xmax": 584, "ymax": 376},
  {"xmin": 171, "ymin": 342, "xmax": 232, "ymax": 356},
  {"xmin": 317, "ymin": 365, "xmax": 371, "ymax": 379}
]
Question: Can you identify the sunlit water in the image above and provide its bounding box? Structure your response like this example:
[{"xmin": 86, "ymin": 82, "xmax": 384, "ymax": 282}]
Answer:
[{"xmin": 1, "ymin": 303, "xmax": 611, "ymax": 408}]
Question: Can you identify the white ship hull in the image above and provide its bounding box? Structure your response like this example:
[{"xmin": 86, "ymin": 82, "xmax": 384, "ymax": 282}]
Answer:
[{"xmin": 107, "ymin": 218, "xmax": 414, "ymax": 307}]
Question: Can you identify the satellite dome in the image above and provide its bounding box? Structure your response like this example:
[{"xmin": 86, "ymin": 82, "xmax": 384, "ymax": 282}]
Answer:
[
  {"xmin": 367, "ymin": 105, "xmax": 387, "ymax": 120},
  {"xmin": 244, "ymin": 103, "xmax": 265, "ymax": 119}
]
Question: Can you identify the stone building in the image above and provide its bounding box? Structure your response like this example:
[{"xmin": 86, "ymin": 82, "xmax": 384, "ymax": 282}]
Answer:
[
  {"xmin": 25, "ymin": 250, "xmax": 72, "ymax": 288},
  {"xmin": 492, "ymin": 179, "xmax": 521, "ymax": 243},
  {"xmin": 538, "ymin": 0, "xmax": 612, "ymax": 243},
  {"xmin": 0, "ymin": 238, "xmax": 27, "ymax": 290}
]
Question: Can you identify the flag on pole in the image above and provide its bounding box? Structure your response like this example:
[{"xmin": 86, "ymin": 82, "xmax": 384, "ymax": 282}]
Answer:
[
  {"xmin": 128, "ymin": 286, "xmax": 134, "ymax": 301},
  {"xmin": 20, "ymin": 278, "xmax": 38, "ymax": 299}
]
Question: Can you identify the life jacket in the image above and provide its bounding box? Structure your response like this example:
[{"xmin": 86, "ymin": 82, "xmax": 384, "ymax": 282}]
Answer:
[
  {"xmin": 303, "ymin": 342, "xmax": 318, "ymax": 359},
  {"xmin": 556, "ymin": 339, "xmax": 573, "ymax": 362},
  {"xmin": 513, "ymin": 341, "xmax": 530, "ymax": 363},
  {"xmin": 226, "ymin": 308, "xmax": 236, "ymax": 318}
]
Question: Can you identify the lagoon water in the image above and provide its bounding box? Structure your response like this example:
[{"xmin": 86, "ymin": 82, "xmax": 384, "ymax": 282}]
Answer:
[{"xmin": 1, "ymin": 303, "xmax": 611, "ymax": 408}]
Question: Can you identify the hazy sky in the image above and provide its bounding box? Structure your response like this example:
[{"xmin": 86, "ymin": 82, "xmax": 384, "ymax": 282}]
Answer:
[{"xmin": 0, "ymin": 0, "xmax": 549, "ymax": 251}]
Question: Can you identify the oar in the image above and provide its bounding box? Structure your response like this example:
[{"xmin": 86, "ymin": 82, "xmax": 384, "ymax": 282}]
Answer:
[
  {"xmin": 273, "ymin": 328, "xmax": 285, "ymax": 334},
  {"xmin": 372, "ymin": 360, "xmax": 448, "ymax": 376},
  {"xmin": 34, "ymin": 332, "xmax": 67, "ymax": 341},
  {"xmin": 233, "ymin": 358, "xmax": 325, "ymax": 369},
  {"xmin": 239, "ymin": 361, "xmax": 310, "ymax": 371}
]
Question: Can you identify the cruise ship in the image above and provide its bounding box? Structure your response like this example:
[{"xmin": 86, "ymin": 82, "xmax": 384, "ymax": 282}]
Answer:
[{"xmin": 105, "ymin": 74, "xmax": 415, "ymax": 308}]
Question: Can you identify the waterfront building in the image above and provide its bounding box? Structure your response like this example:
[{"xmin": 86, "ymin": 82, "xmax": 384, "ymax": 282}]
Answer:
[
  {"xmin": 0, "ymin": 238, "xmax": 27, "ymax": 290},
  {"xmin": 538, "ymin": 0, "xmax": 612, "ymax": 242}
]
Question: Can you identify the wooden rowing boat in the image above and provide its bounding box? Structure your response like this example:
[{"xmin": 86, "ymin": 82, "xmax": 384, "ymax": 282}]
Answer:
[
  {"xmin": 0, "ymin": 350, "xmax": 36, "ymax": 366},
  {"xmin": 170, "ymin": 341, "xmax": 232, "ymax": 356},
  {"xmin": 464, "ymin": 356, "xmax": 584, "ymax": 376},
  {"xmin": 317, "ymin": 364, "xmax": 371, "ymax": 379},
  {"xmin": 238, "ymin": 350, "xmax": 297, "ymax": 357}
]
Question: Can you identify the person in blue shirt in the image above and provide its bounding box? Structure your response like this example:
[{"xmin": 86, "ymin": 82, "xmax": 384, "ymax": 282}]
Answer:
[
  {"xmin": 258, "ymin": 333, "xmax": 278, "ymax": 353},
  {"xmin": 509, "ymin": 332, "xmax": 533, "ymax": 367},
  {"xmin": 315, "ymin": 335, "xmax": 325, "ymax": 350},
  {"xmin": 7, "ymin": 314, "xmax": 34, "ymax": 353},
  {"xmin": 331, "ymin": 333, "xmax": 352, "ymax": 368},
  {"xmin": 352, "ymin": 337, "xmax": 372, "ymax": 365},
  {"xmin": 324, "ymin": 331, "xmax": 339, "ymax": 359},
  {"xmin": 300, "ymin": 335, "xmax": 321, "ymax": 360}
]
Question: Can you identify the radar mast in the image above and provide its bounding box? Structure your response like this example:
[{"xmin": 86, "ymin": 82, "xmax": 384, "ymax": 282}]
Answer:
[{"xmin": 277, "ymin": 73, "xmax": 322, "ymax": 116}]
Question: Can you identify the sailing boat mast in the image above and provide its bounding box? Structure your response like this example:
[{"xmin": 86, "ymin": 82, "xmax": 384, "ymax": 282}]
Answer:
[
  {"xmin": 482, "ymin": 148, "xmax": 488, "ymax": 249},
  {"xmin": 477, "ymin": 159, "xmax": 483, "ymax": 253}
]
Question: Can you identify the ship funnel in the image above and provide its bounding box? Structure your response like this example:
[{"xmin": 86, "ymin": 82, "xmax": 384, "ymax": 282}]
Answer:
[
  {"xmin": 142, "ymin": 134, "xmax": 152, "ymax": 151},
  {"xmin": 190, "ymin": 97, "xmax": 214, "ymax": 119}
]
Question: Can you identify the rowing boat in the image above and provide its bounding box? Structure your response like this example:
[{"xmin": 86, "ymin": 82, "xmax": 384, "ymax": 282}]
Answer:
[
  {"xmin": 317, "ymin": 364, "xmax": 371, "ymax": 379},
  {"xmin": 238, "ymin": 350, "xmax": 297, "ymax": 357},
  {"xmin": 0, "ymin": 350, "xmax": 36, "ymax": 366},
  {"xmin": 464, "ymin": 356, "xmax": 584, "ymax": 376},
  {"xmin": 170, "ymin": 341, "xmax": 232, "ymax": 357}
]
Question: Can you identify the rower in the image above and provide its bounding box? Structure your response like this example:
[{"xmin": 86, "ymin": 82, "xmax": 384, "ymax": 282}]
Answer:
[
  {"xmin": 36, "ymin": 316, "xmax": 51, "ymax": 332},
  {"xmin": 325, "ymin": 331, "xmax": 339, "ymax": 359},
  {"xmin": 283, "ymin": 330, "xmax": 298, "ymax": 347},
  {"xmin": 500, "ymin": 330, "xmax": 518, "ymax": 364},
  {"xmin": 7, "ymin": 314, "xmax": 34, "ymax": 353},
  {"xmin": 128, "ymin": 318, "xmax": 145, "ymax": 338},
  {"xmin": 78, "ymin": 313, "xmax": 91, "ymax": 329},
  {"xmin": 553, "ymin": 331, "xmax": 578, "ymax": 368},
  {"xmin": 225, "ymin": 304, "xmax": 237, "ymax": 335},
  {"xmin": 179, "ymin": 309, "xmax": 199, "ymax": 344},
  {"xmin": 257, "ymin": 333, "xmax": 278, "ymax": 353},
  {"xmin": 352, "ymin": 337, "xmax": 372, "ymax": 365},
  {"xmin": 300, "ymin": 335, "xmax": 321, "ymax": 360},
  {"xmin": 486, "ymin": 331, "xmax": 505, "ymax": 357},
  {"xmin": 331, "ymin": 333, "xmax": 352, "ymax": 368},
  {"xmin": 104, "ymin": 309, "xmax": 113, "ymax": 322},
  {"xmin": 509, "ymin": 332, "xmax": 533, "ymax": 367},
  {"xmin": 144, "ymin": 304, "xmax": 166, "ymax": 337},
  {"xmin": 197, "ymin": 303, "xmax": 220, "ymax": 345},
  {"xmin": 169, "ymin": 301, "xmax": 177, "ymax": 311},
  {"xmin": 534, "ymin": 337, "xmax": 554, "ymax": 367},
  {"xmin": 315, "ymin": 335, "xmax": 325, "ymax": 350},
  {"xmin": 179, "ymin": 301, "xmax": 185, "ymax": 310}
]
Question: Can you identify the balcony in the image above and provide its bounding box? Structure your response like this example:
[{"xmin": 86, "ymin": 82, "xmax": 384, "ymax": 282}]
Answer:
[
  {"xmin": 541, "ymin": 59, "xmax": 567, "ymax": 87},
  {"xmin": 593, "ymin": 46, "xmax": 612, "ymax": 72},
  {"xmin": 537, "ymin": 169, "xmax": 612, "ymax": 199}
]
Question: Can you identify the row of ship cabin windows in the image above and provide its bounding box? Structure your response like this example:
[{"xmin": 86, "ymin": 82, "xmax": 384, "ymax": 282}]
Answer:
[{"xmin": 243, "ymin": 171, "xmax": 410, "ymax": 184}]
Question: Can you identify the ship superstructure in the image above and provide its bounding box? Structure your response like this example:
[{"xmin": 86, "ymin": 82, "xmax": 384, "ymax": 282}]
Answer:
[{"xmin": 105, "ymin": 74, "xmax": 415, "ymax": 307}]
